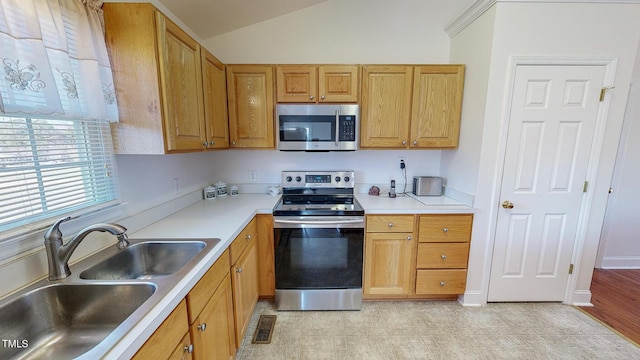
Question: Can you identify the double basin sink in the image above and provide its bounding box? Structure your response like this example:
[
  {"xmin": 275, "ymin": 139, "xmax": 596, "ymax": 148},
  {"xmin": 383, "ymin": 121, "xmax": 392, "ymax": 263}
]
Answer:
[{"xmin": 0, "ymin": 238, "xmax": 220, "ymax": 359}]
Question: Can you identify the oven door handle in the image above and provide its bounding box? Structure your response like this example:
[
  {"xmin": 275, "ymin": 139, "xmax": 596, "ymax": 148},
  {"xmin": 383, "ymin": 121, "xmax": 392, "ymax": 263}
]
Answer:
[{"xmin": 274, "ymin": 218, "xmax": 364, "ymax": 228}]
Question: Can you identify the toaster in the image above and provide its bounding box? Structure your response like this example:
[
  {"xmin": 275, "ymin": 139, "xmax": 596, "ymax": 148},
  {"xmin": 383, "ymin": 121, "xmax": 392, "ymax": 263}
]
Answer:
[{"xmin": 412, "ymin": 176, "xmax": 444, "ymax": 196}]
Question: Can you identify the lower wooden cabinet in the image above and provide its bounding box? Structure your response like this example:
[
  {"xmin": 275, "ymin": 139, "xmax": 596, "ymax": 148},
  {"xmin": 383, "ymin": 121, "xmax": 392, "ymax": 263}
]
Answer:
[
  {"xmin": 363, "ymin": 215, "xmax": 416, "ymax": 298},
  {"xmin": 132, "ymin": 300, "xmax": 190, "ymax": 360},
  {"xmin": 231, "ymin": 235, "xmax": 259, "ymax": 348},
  {"xmin": 167, "ymin": 333, "xmax": 193, "ymax": 360},
  {"xmin": 190, "ymin": 275, "xmax": 236, "ymax": 360}
]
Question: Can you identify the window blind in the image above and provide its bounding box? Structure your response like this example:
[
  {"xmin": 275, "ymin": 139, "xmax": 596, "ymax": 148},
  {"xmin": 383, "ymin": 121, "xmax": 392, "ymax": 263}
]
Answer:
[{"xmin": 0, "ymin": 116, "xmax": 118, "ymax": 232}]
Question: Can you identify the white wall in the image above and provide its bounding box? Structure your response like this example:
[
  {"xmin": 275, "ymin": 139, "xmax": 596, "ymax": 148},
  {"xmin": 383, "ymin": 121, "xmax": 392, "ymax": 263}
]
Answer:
[
  {"xmin": 464, "ymin": 2, "xmax": 640, "ymax": 305},
  {"xmin": 443, "ymin": 6, "xmax": 496, "ymax": 198},
  {"xmin": 209, "ymin": 150, "xmax": 441, "ymax": 194},
  {"xmin": 598, "ymin": 78, "xmax": 640, "ymax": 268},
  {"xmin": 203, "ymin": 0, "xmax": 454, "ymax": 64}
]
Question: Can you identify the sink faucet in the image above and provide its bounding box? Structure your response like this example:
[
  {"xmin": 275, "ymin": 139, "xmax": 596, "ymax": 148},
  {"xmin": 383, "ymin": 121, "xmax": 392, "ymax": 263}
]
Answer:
[{"xmin": 44, "ymin": 217, "xmax": 129, "ymax": 281}]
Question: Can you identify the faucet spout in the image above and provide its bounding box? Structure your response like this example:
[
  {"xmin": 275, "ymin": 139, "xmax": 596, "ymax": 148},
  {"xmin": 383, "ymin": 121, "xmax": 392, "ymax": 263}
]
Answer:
[{"xmin": 44, "ymin": 218, "xmax": 128, "ymax": 281}]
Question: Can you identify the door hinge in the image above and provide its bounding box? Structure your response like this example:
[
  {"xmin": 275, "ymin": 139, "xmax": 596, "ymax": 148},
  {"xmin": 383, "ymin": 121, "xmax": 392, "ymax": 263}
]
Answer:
[
  {"xmin": 599, "ymin": 86, "xmax": 615, "ymax": 102},
  {"xmin": 583, "ymin": 181, "xmax": 588, "ymax": 193},
  {"xmin": 569, "ymin": 263, "xmax": 574, "ymax": 274}
]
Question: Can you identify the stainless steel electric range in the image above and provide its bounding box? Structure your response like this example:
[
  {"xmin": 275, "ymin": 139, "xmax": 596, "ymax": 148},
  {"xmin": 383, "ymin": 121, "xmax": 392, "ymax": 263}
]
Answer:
[{"xmin": 272, "ymin": 171, "xmax": 364, "ymax": 311}]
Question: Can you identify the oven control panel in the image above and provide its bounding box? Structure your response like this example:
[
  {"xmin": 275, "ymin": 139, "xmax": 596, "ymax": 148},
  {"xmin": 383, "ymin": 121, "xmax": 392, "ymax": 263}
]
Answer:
[{"xmin": 282, "ymin": 171, "xmax": 355, "ymax": 188}]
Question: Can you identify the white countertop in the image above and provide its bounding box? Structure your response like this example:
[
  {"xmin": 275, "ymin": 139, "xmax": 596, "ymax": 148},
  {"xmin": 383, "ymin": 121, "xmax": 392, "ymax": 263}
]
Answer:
[
  {"xmin": 356, "ymin": 193, "xmax": 474, "ymax": 214},
  {"xmin": 107, "ymin": 192, "xmax": 472, "ymax": 358}
]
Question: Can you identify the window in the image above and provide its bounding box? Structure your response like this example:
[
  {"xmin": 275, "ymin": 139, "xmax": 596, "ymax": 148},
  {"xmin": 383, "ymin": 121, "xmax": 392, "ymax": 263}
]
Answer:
[{"xmin": 0, "ymin": 116, "xmax": 117, "ymax": 233}]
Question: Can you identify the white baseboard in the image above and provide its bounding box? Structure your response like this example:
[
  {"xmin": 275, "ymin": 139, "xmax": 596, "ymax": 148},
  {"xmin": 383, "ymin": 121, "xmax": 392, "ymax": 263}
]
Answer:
[
  {"xmin": 459, "ymin": 291, "xmax": 485, "ymax": 306},
  {"xmin": 600, "ymin": 256, "xmax": 640, "ymax": 269},
  {"xmin": 570, "ymin": 290, "xmax": 593, "ymax": 306}
]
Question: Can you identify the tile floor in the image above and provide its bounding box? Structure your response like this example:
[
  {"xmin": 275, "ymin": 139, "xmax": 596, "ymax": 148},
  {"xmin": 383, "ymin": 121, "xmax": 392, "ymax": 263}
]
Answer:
[{"xmin": 236, "ymin": 300, "xmax": 640, "ymax": 360}]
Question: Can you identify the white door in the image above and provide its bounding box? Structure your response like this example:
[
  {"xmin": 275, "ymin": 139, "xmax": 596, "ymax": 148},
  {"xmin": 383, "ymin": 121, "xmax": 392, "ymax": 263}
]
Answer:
[{"xmin": 488, "ymin": 64, "xmax": 606, "ymax": 301}]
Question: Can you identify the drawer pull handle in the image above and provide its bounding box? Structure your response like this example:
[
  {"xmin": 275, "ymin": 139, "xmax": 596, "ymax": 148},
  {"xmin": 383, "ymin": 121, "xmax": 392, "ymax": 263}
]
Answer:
[
  {"xmin": 443, "ymin": 228, "xmax": 449, "ymax": 233},
  {"xmin": 441, "ymin": 254, "xmax": 447, "ymax": 260},
  {"xmin": 440, "ymin": 281, "xmax": 446, "ymax": 287},
  {"xmin": 388, "ymin": 223, "xmax": 393, "ymax": 227},
  {"xmin": 184, "ymin": 344, "xmax": 194, "ymax": 354},
  {"xmin": 197, "ymin": 323, "xmax": 207, "ymax": 332}
]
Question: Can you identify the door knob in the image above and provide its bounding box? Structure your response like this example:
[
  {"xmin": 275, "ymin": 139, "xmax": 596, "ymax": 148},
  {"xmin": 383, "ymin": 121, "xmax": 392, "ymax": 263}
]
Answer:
[{"xmin": 502, "ymin": 200, "xmax": 514, "ymax": 209}]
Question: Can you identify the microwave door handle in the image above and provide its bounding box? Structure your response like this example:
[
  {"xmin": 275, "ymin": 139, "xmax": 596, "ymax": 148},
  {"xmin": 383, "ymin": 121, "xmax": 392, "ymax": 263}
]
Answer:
[{"xmin": 335, "ymin": 110, "xmax": 340, "ymax": 147}]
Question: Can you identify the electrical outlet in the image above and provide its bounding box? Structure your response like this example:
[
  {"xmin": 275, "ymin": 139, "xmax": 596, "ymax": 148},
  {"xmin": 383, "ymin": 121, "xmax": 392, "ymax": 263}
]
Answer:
[
  {"xmin": 400, "ymin": 159, "xmax": 405, "ymax": 169},
  {"xmin": 249, "ymin": 170, "xmax": 257, "ymax": 182}
]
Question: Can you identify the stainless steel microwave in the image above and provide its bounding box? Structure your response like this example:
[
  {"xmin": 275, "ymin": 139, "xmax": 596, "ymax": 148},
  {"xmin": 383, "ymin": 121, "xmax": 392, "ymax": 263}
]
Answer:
[{"xmin": 276, "ymin": 104, "xmax": 359, "ymax": 151}]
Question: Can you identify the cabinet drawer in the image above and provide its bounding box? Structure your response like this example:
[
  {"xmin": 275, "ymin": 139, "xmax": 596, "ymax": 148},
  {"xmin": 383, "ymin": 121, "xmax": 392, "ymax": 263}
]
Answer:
[
  {"xmin": 366, "ymin": 215, "xmax": 414, "ymax": 233},
  {"xmin": 415, "ymin": 270, "xmax": 467, "ymax": 295},
  {"xmin": 416, "ymin": 243, "xmax": 469, "ymax": 269},
  {"xmin": 229, "ymin": 218, "xmax": 257, "ymax": 264},
  {"xmin": 418, "ymin": 214, "xmax": 472, "ymax": 243},
  {"xmin": 186, "ymin": 248, "xmax": 230, "ymax": 324}
]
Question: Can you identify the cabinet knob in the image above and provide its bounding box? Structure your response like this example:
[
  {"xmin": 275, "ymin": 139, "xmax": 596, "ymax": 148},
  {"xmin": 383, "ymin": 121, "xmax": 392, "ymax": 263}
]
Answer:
[
  {"xmin": 388, "ymin": 223, "xmax": 393, "ymax": 227},
  {"xmin": 413, "ymin": 140, "xmax": 417, "ymax": 145},
  {"xmin": 321, "ymin": 95, "xmax": 325, "ymax": 100},
  {"xmin": 443, "ymin": 228, "xmax": 448, "ymax": 233},
  {"xmin": 197, "ymin": 323, "xmax": 207, "ymax": 332},
  {"xmin": 407, "ymin": 236, "xmax": 412, "ymax": 241},
  {"xmin": 184, "ymin": 344, "xmax": 194, "ymax": 354},
  {"xmin": 441, "ymin": 254, "xmax": 447, "ymax": 260},
  {"xmin": 210, "ymin": 140, "xmax": 215, "ymax": 146},
  {"xmin": 440, "ymin": 281, "xmax": 446, "ymax": 287},
  {"xmin": 202, "ymin": 141, "xmax": 209, "ymax": 147},
  {"xmin": 402, "ymin": 140, "xmax": 407, "ymax": 145},
  {"xmin": 310, "ymin": 95, "xmax": 314, "ymax": 100},
  {"xmin": 246, "ymin": 234, "xmax": 252, "ymax": 240},
  {"xmin": 232, "ymin": 140, "xmax": 236, "ymax": 146},
  {"xmin": 236, "ymin": 267, "xmax": 243, "ymax": 273}
]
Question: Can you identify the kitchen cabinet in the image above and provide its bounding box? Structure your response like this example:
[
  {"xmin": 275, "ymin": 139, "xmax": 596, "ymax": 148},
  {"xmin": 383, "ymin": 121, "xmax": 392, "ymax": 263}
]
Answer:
[
  {"xmin": 414, "ymin": 214, "xmax": 473, "ymax": 295},
  {"xmin": 104, "ymin": 3, "xmax": 230, "ymax": 154},
  {"xmin": 256, "ymin": 214, "xmax": 275, "ymax": 298},
  {"xmin": 226, "ymin": 65, "xmax": 275, "ymax": 148},
  {"xmin": 132, "ymin": 299, "xmax": 191, "ymax": 360},
  {"xmin": 186, "ymin": 249, "xmax": 235, "ymax": 360},
  {"xmin": 229, "ymin": 218, "xmax": 260, "ymax": 348},
  {"xmin": 276, "ymin": 65, "xmax": 359, "ymax": 103},
  {"xmin": 202, "ymin": 49, "xmax": 229, "ymax": 149},
  {"xmin": 360, "ymin": 64, "xmax": 465, "ymax": 149},
  {"xmin": 363, "ymin": 215, "xmax": 416, "ymax": 298}
]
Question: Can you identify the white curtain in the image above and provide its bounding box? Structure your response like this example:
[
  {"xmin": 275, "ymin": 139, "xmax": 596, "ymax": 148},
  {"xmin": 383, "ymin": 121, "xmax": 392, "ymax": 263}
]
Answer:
[{"xmin": 0, "ymin": 0, "xmax": 118, "ymax": 121}]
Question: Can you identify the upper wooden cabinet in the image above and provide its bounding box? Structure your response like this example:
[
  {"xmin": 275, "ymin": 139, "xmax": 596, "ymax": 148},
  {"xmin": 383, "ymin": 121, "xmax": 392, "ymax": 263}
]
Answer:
[
  {"xmin": 104, "ymin": 3, "xmax": 227, "ymax": 154},
  {"xmin": 360, "ymin": 64, "xmax": 465, "ymax": 149},
  {"xmin": 226, "ymin": 65, "xmax": 275, "ymax": 148},
  {"xmin": 202, "ymin": 50, "xmax": 229, "ymax": 149},
  {"xmin": 276, "ymin": 65, "xmax": 359, "ymax": 103}
]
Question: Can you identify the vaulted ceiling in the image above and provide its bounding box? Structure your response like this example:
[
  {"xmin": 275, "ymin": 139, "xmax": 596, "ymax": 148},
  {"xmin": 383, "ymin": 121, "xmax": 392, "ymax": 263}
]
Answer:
[{"xmin": 157, "ymin": 0, "xmax": 475, "ymax": 39}]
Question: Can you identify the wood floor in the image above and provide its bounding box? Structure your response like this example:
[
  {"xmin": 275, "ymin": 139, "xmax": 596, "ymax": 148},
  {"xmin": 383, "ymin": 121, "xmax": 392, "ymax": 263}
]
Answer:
[{"xmin": 579, "ymin": 269, "xmax": 640, "ymax": 345}]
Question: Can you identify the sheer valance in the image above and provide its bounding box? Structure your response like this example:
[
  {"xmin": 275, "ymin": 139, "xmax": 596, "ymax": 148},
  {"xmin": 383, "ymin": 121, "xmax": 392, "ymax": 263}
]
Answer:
[{"xmin": 0, "ymin": 0, "xmax": 118, "ymax": 121}]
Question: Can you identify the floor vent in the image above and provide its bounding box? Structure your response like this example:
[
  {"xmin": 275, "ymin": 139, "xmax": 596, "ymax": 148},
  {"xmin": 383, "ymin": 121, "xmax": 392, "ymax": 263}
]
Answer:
[{"xmin": 252, "ymin": 315, "xmax": 276, "ymax": 344}]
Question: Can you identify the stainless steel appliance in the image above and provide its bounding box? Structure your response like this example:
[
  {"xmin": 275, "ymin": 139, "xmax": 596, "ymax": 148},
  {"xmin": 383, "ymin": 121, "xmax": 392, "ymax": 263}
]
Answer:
[
  {"xmin": 412, "ymin": 176, "xmax": 444, "ymax": 196},
  {"xmin": 273, "ymin": 171, "xmax": 364, "ymax": 310},
  {"xmin": 276, "ymin": 104, "xmax": 359, "ymax": 151}
]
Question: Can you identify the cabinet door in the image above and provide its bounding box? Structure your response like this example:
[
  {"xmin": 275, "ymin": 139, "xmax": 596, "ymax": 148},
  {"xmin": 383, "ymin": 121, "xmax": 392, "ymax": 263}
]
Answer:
[
  {"xmin": 360, "ymin": 66, "xmax": 413, "ymax": 148},
  {"xmin": 318, "ymin": 65, "xmax": 358, "ymax": 103},
  {"xmin": 191, "ymin": 275, "xmax": 236, "ymax": 360},
  {"xmin": 156, "ymin": 13, "xmax": 205, "ymax": 152},
  {"xmin": 276, "ymin": 65, "xmax": 317, "ymax": 103},
  {"xmin": 133, "ymin": 300, "xmax": 189, "ymax": 360},
  {"xmin": 167, "ymin": 333, "xmax": 193, "ymax": 360},
  {"xmin": 231, "ymin": 238, "xmax": 259, "ymax": 347},
  {"xmin": 410, "ymin": 65, "xmax": 465, "ymax": 148},
  {"xmin": 256, "ymin": 214, "xmax": 275, "ymax": 298},
  {"xmin": 364, "ymin": 232, "xmax": 414, "ymax": 296},
  {"xmin": 226, "ymin": 65, "xmax": 275, "ymax": 148},
  {"xmin": 202, "ymin": 50, "xmax": 229, "ymax": 149}
]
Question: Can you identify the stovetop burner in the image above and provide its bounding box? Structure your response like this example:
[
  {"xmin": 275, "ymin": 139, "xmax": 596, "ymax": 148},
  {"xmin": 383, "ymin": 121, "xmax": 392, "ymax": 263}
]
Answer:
[{"xmin": 273, "ymin": 171, "xmax": 364, "ymax": 217}]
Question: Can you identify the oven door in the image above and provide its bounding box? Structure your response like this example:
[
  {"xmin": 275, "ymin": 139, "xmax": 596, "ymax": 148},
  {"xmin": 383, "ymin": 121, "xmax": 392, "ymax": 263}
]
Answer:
[{"xmin": 273, "ymin": 216, "xmax": 364, "ymax": 310}]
